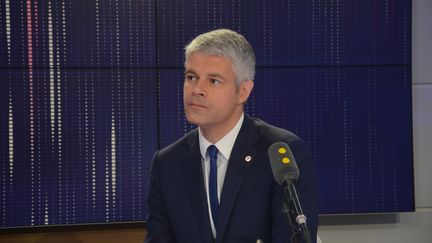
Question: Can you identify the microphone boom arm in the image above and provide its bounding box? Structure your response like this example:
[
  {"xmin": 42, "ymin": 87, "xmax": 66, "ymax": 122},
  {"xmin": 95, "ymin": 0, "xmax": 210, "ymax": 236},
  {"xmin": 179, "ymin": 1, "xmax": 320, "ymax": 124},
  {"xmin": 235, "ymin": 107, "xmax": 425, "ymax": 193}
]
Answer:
[{"xmin": 283, "ymin": 181, "xmax": 312, "ymax": 243}]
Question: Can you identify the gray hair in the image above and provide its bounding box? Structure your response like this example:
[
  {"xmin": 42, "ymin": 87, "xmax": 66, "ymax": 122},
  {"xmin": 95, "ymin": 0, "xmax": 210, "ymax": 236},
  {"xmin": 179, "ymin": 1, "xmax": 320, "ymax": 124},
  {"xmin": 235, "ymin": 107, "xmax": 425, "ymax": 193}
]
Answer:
[{"xmin": 184, "ymin": 29, "xmax": 256, "ymax": 84}]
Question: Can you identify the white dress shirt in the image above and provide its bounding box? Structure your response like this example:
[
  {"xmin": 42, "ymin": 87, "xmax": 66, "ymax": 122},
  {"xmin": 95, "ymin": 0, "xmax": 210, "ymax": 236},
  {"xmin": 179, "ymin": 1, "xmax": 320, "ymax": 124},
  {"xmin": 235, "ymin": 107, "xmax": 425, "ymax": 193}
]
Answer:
[{"xmin": 198, "ymin": 113, "xmax": 244, "ymax": 238}]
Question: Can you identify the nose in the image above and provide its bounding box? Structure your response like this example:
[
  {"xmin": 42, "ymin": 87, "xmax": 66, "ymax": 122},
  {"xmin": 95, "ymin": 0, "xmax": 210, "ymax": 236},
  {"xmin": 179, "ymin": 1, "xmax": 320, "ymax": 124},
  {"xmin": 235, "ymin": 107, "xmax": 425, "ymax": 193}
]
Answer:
[{"xmin": 191, "ymin": 79, "xmax": 206, "ymax": 96}]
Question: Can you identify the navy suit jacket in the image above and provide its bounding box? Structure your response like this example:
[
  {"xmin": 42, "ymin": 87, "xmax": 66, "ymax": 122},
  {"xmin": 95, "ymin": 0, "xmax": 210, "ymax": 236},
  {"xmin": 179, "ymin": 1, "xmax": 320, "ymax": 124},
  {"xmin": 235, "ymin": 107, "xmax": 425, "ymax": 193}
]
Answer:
[{"xmin": 145, "ymin": 115, "xmax": 318, "ymax": 243}]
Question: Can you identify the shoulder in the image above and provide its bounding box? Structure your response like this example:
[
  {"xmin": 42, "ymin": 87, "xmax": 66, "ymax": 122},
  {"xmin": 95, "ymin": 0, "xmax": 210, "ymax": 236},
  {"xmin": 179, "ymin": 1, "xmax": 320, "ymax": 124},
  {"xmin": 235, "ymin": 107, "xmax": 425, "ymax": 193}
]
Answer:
[
  {"xmin": 249, "ymin": 117, "xmax": 300, "ymax": 144},
  {"xmin": 155, "ymin": 129, "xmax": 198, "ymax": 161},
  {"xmin": 247, "ymin": 116, "xmax": 311, "ymax": 160}
]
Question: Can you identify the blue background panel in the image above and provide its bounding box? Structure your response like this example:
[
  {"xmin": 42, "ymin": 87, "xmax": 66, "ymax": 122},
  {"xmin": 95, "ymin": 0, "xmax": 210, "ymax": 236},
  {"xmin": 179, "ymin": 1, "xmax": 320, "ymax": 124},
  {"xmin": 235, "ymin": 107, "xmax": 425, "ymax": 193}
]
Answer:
[
  {"xmin": 156, "ymin": 0, "xmax": 411, "ymax": 67},
  {"xmin": 0, "ymin": 69, "xmax": 157, "ymax": 227},
  {"xmin": 0, "ymin": 0, "xmax": 156, "ymax": 68},
  {"xmin": 0, "ymin": 0, "xmax": 413, "ymax": 228}
]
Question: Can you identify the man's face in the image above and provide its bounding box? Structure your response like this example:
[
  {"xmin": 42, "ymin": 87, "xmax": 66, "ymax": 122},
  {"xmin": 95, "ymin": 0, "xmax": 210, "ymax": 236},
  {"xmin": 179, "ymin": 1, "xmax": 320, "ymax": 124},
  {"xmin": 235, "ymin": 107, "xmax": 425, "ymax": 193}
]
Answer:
[{"xmin": 183, "ymin": 52, "xmax": 253, "ymax": 136}]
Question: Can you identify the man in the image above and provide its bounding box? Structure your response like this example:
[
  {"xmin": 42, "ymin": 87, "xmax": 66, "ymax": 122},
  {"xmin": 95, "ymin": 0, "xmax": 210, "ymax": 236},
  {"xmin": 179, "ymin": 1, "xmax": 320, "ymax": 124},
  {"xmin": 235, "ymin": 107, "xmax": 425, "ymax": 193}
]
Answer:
[{"xmin": 146, "ymin": 29, "xmax": 318, "ymax": 243}]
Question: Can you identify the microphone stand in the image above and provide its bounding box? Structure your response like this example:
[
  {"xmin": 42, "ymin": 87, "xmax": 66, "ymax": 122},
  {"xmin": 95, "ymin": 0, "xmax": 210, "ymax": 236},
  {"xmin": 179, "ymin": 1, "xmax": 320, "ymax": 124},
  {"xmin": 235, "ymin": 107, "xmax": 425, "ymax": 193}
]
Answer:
[{"xmin": 282, "ymin": 181, "xmax": 312, "ymax": 243}]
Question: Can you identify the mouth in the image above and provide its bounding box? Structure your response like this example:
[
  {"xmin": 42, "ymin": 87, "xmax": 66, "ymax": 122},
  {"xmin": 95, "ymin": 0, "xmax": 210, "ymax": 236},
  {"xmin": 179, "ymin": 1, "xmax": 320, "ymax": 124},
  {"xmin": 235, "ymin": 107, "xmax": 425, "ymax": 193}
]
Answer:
[{"xmin": 188, "ymin": 103, "xmax": 207, "ymax": 109}]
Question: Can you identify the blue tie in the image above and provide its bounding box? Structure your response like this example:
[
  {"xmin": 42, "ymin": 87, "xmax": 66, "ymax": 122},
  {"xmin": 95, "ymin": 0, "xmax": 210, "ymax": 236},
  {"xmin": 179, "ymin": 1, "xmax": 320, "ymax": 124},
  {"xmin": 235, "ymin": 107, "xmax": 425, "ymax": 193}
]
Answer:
[{"xmin": 207, "ymin": 145, "xmax": 219, "ymax": 228}]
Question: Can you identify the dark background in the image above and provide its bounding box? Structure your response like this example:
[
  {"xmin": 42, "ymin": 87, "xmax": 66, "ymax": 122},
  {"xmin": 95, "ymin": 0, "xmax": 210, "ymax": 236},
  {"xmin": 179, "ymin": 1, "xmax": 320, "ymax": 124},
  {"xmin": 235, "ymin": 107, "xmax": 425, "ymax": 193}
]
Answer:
[{"xmin": 0, "ymin": 0, "xmax": 413, "ymax": 228}]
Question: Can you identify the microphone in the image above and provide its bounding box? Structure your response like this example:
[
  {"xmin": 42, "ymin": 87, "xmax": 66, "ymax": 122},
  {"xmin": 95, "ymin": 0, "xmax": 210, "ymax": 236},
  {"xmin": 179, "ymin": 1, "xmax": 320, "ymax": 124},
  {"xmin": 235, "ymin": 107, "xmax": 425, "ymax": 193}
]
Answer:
[
  {"xmin": 268, "ymin": 142, "xmax": 311, "ymax": 243},
  {"xmin": 267, "ymin": 141, "xmax": 299, "ymax": 185}
]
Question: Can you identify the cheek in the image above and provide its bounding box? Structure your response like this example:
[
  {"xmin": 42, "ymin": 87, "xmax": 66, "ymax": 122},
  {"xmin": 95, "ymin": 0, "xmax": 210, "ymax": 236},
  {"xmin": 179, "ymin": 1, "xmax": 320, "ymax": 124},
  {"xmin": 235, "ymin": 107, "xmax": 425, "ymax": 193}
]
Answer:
[
  {"xmin": 183, "ymin": 84, "xmax": 190, "ymax": 98},
  {"xmin": 216, "ymin": 93, "xmax": 238, "ymax": 109}
]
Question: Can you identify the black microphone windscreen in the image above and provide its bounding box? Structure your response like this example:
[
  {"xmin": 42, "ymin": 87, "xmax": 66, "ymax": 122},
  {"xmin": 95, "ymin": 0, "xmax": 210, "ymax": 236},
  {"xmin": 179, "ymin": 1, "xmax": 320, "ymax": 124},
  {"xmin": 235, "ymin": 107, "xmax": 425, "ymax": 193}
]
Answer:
[{"xmin": 268, "ymin": 142, "xmax": 299, "ymax": 185}]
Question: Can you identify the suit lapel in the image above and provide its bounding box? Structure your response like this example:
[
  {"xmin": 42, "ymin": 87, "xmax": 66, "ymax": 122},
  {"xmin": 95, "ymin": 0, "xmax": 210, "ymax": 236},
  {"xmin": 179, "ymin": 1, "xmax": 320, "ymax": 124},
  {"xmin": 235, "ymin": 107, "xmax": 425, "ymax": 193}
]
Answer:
[
  {"xmin": 182, "ymin": 130, "xmax": 214, "ymax": 243},
  {"xmin": 216, "ymin": 116, "xmax": 259, "ymax": 242}
]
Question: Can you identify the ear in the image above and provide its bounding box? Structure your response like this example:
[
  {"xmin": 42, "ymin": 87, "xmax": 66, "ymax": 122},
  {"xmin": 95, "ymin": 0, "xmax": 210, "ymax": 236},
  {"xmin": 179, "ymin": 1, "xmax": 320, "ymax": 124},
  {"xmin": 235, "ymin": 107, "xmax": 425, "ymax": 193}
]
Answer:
[{"xmin": 238, "ymin": 80, "xmax": 254, "ymax": 104}]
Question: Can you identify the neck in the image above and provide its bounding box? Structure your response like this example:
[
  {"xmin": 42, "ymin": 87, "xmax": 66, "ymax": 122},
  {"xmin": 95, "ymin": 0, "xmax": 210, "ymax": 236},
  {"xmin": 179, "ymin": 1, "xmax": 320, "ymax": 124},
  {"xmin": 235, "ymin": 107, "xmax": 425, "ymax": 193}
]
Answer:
[{"xmin": 200, "ymin": 112, "xmax": 243, "ymax": 144}]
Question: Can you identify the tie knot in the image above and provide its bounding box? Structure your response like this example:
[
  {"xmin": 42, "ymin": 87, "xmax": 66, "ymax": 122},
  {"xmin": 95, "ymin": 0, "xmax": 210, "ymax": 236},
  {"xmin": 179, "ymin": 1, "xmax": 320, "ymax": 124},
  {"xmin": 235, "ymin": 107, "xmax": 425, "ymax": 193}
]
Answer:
[{"xmin": 207, "ymin": 145, "xmax": 218, "ymax": 160}]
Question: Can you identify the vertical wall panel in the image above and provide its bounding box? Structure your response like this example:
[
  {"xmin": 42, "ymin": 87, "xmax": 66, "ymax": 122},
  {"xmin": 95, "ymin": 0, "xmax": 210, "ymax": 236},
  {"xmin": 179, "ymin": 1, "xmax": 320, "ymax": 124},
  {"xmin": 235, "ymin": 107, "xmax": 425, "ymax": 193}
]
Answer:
[{"xmin": 0, "ymin": 0, "xmax": 413, "ymax": 228}]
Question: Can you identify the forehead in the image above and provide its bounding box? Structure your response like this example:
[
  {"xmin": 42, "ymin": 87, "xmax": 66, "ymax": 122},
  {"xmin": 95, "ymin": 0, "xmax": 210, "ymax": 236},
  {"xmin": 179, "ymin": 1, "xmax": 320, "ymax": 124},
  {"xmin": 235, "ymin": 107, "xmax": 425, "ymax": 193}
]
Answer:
[{"xmin": 185, "ymin": 53, "xmax": 234, "ymax": 73}]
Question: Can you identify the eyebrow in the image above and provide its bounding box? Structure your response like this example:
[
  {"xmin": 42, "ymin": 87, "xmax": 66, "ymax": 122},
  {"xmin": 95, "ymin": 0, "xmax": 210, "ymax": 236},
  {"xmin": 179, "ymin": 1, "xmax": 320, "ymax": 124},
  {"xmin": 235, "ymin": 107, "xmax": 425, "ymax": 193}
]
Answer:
[
  {"xmin": 184, "ymin": 70, "xmax": 226, "ymax": 81},
  {"xmin": 207, "ymin": 73, "xmax": 226, "ymax": 80},
  {"xmin": 184, "ymin": 69, "xmax": 196, "ymax": 75}
]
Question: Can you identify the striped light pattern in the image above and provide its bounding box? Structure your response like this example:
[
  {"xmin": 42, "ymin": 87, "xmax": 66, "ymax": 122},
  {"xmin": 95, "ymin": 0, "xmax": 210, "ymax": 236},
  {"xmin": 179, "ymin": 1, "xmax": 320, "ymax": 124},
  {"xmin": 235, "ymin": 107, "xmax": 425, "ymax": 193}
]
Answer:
[
  {"xmin": 0, "ymin": 0, "xmax": 412, "ymax": 228},
  {"xmin": 1, "ymin": 0, "xmax": 157, "ymax": 227}
]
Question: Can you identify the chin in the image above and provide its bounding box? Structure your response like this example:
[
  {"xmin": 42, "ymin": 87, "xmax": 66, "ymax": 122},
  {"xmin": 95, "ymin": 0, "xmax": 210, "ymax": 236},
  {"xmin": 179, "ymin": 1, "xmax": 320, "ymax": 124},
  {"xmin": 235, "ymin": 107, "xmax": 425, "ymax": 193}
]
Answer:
[{"xmin": 185, "ymin": 114, "xmax": 203, "ymax": 126}]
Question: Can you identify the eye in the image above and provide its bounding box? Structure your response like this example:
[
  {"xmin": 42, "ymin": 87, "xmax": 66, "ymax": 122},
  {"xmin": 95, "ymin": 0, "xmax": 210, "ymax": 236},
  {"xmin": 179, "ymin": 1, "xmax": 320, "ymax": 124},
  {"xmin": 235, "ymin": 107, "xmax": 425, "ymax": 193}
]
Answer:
[
  {"xmin": 210, "ymin": 79, "xmax": 221, "ymax": 85},
  {"xmin": 185, "ymin": 74, "xmax": 197, "ymax": 82}
]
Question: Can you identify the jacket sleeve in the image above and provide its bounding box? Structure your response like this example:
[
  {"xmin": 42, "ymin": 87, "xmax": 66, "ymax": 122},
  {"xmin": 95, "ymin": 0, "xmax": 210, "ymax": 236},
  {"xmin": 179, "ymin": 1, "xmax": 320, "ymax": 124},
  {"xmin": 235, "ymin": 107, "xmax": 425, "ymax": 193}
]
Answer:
[{"xmin": 145, "ymin": 151, "xmax": 176, "ymax": 243}]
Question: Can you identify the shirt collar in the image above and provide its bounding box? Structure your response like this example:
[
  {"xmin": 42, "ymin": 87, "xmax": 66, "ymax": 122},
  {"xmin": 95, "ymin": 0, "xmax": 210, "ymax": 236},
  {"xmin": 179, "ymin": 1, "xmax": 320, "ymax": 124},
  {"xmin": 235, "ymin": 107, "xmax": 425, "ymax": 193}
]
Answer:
[{"xmin": 199, "ymin": 113, "xmax": 244, "ymax": 161}]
